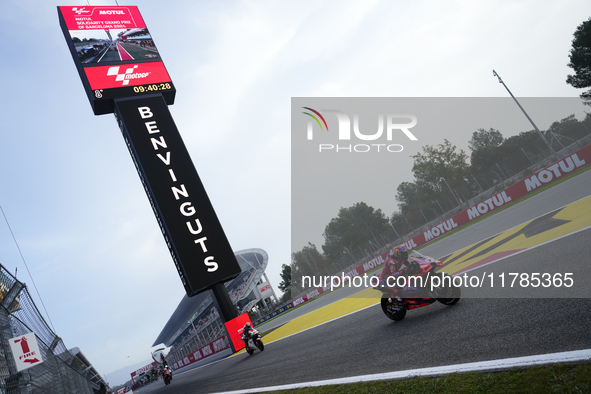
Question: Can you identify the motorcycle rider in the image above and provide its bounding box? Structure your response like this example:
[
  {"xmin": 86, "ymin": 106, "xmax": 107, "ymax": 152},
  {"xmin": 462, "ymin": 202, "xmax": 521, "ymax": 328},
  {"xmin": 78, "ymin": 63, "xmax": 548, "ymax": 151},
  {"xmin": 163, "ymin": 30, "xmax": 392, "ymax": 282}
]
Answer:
[
  {"xmin": 162, "ymin": 365, "xmax": 172, "ymax": 384},
  {"xmin": 242, "ymin": 322, "xmax": 253, "ymax": 346},
  {"xmin": 378, "ymin": 246, "xmax": 410, "ymax": 294}
]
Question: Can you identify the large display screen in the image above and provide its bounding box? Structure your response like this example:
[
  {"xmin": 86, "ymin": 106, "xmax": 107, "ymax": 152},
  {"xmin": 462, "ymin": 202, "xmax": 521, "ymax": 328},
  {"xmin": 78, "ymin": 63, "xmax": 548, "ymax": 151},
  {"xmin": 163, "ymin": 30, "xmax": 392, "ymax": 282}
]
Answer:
[{"xmin": 58, "ymin": 6, "xmax": 176, "ymax": 115}]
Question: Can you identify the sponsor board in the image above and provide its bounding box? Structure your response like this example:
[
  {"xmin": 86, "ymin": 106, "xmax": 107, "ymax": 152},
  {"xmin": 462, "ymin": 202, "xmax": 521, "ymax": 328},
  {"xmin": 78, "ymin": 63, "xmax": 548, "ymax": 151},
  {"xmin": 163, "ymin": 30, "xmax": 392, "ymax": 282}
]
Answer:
[
  {"xmin": 130, "ymin": 361, "xmax": 157, "ymax": 378},
  {"xmin": 257, "ymin": 281, "xmax": 273, "ymax": 298}
]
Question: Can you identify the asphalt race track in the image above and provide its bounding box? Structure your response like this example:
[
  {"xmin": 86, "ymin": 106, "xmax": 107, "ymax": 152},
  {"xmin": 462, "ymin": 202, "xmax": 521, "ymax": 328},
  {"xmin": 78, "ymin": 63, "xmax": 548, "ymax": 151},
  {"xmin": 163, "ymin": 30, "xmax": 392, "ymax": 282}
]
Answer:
[{"xmin": 135, "ymin": 170, "xmax": 591, "ymax": 393}]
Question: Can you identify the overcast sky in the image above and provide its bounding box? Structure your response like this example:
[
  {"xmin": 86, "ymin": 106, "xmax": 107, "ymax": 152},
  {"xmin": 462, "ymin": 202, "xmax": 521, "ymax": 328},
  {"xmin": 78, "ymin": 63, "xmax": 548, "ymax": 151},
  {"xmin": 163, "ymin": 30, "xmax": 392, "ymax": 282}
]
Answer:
[{"xmin": 0, "ymin": 0, "xmax": 589, "ymax": 386}]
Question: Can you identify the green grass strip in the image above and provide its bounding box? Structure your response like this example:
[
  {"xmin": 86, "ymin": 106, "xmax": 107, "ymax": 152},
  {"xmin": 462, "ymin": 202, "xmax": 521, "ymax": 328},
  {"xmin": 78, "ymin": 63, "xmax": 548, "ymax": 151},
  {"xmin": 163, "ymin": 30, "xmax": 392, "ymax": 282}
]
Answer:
[{"xmin": 267, "ymin": 362, "xmax": 591, "ymax": 394}]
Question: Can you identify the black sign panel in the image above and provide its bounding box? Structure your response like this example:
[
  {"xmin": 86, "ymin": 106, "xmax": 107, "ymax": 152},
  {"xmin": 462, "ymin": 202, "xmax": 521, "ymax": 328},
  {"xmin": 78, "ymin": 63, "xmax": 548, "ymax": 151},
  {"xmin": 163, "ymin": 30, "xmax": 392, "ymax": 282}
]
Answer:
[{"xmin": 115, "ymin": 94, "xmax": 241, "ymax": 296}]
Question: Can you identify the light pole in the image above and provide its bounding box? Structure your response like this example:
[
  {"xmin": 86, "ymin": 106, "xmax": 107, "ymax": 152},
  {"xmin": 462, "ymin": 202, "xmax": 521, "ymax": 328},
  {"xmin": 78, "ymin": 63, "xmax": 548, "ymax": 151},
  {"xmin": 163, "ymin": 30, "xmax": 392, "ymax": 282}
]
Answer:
[
  {"xmin": 440, "ymin": 177, "xmax": 461, "ymax": 206},
  {"xmin": 492, "ymin": 70, "xmax": 556, "ymax": 154}
]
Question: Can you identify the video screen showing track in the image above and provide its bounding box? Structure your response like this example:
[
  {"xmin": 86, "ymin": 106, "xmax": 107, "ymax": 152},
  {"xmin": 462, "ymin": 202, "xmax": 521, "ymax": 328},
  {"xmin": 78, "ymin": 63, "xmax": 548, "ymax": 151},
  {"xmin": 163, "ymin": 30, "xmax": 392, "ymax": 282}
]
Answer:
[{"xmin": 69, "ymin": 28, "xmax": 162, "ymax": 64}]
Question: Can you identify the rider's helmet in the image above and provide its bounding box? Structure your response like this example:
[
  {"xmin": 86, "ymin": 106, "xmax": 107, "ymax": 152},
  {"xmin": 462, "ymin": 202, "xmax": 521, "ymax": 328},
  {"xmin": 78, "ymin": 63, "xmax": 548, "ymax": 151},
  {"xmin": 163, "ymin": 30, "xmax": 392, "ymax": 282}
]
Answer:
[
  {"xmin": 244, "ymin": 322, "xmax": 251, "ymax": 329},
  {"xmin": 391, "ymin": 246, "xmax": 408, "ymax": 262}
]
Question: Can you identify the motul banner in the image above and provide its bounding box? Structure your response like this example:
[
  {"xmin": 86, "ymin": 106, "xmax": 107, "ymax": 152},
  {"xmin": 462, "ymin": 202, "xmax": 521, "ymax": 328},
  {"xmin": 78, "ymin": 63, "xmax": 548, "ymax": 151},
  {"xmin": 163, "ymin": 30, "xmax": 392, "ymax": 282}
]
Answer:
[
  {"xmin": 407, "ymin": 147, "xmax": 590, "ymax": 248},
  {"xmin": 130, "ymin": 361, "xmax": 157, "ymax": 378},
  {"xmin": 58, "ymin": 5, "xmax": 175, "ymax": 115}
]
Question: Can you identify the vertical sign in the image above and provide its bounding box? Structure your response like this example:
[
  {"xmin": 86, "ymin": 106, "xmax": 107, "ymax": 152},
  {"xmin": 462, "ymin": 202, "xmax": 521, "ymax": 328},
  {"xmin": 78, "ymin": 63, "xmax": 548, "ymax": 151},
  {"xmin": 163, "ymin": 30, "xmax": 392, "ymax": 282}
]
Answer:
[
  {"xmin": 114, "ymin": 95, "xmax": 242, "ymax": 296},
  {"xmin": 8, "ymin": 332, "xmax": 43, "ymax": 372}
]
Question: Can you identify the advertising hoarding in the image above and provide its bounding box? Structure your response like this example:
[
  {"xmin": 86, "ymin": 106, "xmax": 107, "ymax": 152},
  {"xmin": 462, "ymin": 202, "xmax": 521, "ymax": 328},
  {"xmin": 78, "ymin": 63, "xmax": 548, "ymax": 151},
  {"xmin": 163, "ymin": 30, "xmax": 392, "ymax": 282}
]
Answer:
[
  {"xmin": 58, "ymin": 5, "xmax": 175, "ymax": 115},
  {"xmin": 257, "ymin": 281, "xmax": 273, "ymax": 298}
]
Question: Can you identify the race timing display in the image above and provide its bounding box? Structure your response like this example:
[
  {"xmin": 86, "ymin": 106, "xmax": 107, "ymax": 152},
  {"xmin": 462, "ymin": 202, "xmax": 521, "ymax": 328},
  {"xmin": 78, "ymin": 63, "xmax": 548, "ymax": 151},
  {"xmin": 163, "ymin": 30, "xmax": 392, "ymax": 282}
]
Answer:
[{"xmin": 58, "ymin": 5, "xmax": 176, "ymax": 115}]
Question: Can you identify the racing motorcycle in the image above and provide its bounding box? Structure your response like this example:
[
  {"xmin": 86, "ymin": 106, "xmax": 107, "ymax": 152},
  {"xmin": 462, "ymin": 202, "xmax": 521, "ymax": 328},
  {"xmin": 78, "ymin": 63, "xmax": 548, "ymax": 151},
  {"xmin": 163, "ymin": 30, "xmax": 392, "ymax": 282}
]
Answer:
[
  {"xmin": 241, "ymin": 328, "xmax": 264, "ymax": 355},
  {"xmin": 162, "ymin": 366, "xmax": 172, "ymax": 385},
  {"xmin": 375, "ymin": 250, "xmax": 461, "ymax": 321}
]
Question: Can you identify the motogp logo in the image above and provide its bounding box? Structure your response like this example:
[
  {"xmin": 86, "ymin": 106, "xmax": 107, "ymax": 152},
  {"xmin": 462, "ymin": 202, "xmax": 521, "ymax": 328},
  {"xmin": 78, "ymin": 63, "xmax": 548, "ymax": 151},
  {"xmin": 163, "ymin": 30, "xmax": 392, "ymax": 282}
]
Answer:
[
  {"xmin": 106, "ymin": 65, "xmax": 152, "ymax": 86},
  {"xmin": 71, "ymin": 7, "xmax": 91, "ymax": 15}
]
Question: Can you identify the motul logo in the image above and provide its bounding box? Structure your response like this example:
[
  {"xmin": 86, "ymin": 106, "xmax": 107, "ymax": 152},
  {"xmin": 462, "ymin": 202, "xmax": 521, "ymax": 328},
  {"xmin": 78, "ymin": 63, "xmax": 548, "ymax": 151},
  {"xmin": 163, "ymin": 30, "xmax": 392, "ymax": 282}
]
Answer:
[{"xmin": 99, "ymin": 10, "xmax": 125, "ymax": 15}]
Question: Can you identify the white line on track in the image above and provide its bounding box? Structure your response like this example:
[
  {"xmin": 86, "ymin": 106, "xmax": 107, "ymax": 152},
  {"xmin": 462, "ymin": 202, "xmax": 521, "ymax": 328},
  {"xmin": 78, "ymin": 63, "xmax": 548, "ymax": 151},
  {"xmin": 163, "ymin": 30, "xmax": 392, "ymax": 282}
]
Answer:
[{"xmin": 210, "ymin": 349, "xmax": 591, "ymax": 394}]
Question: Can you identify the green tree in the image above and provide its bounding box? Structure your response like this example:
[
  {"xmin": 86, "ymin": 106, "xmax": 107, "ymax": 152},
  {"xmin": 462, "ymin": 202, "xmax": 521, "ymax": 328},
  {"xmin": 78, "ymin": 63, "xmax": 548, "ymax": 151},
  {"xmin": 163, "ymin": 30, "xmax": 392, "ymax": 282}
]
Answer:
[
  {"xmin": 411, "ymin": 139, "xmax": 470, "ymax": 197},
  {"xmin": 278, "ymin": 264, "xmax": 291, "ymax": 293},
  {"xmin": 395, "ymin": 181, "xmax": 420, "ymax": 213},
  {"xmin": 395, "ymin": 181, "xmax": 436, "ymax": 214},
  {"xmin": 468, "ymin": 128, "xmax": 504, "ymax": 151},
  {"xmin": 470, "ymin": 130, "xmax": 541, "ymax": 175},
  {"xmin": 547, "ymin": 114, "xmax": 591, "ymax": 142},
  {"xmin": 567, "ymin": 17, "xmax": 591, "ymax": 105},
  {"xmin": 291, "ymin": 243, "xmax": 328, "ymax": 290},
  {"xmin": 322, "ymin": 202, "xmax": 389, "ymax": 261},
  {"xmin": 390, "ymin": 211, "xmax": 413, "ymax": 235}
]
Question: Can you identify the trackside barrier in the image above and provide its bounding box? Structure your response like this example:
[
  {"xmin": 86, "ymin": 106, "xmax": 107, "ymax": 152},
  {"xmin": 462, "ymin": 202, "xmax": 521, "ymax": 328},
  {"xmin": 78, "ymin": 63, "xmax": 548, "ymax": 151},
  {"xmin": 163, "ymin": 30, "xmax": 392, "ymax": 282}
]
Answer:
[
  {"xmin": 130, "ymin": 337, "xmax": 229, "ymax": 384},
  {"xmin": 172, "ymin": 337, "xmax": 229, "ymax": 370},
  {"xmin": 130, "ymin": 361, "xmax": 157, "ymax": 381},
  {"xmin": 404, "ymin": 147, "xmax": 591, "ymax": 249},
  {"xmin": 253, "ymin": 304, "xmax": 293, "ymax": 326},
  {"xmin": 285, "ymin": 145, "xmax": 591, "ymax": 308}
]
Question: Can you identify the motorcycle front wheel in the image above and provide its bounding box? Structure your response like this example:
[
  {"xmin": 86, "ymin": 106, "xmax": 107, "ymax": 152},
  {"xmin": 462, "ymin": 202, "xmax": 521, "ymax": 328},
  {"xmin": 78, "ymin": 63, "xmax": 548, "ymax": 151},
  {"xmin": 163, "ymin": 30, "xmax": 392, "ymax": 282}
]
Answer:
[
  {"xmin": 256, "ymin": 339, "xmax": 264, "ymax": 351},
  {"xmin": 433, "ymin": 273, "xmax": 461, "ymax": 305},
  {"xmin": 380, "ymin": 297, "xmax": 407, "ymax": 321}
]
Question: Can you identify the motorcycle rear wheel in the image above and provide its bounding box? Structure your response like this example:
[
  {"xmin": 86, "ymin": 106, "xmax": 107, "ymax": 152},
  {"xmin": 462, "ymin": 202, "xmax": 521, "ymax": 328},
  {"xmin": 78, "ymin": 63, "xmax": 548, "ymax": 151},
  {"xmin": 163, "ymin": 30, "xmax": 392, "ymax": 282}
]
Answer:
[
  {"xmin": 380, "ymin": 297, "xmax": 407, "ymax": 321},
  {"xmin": 246, "ymin": 347, "xmax": 254, "ymax": 355}
]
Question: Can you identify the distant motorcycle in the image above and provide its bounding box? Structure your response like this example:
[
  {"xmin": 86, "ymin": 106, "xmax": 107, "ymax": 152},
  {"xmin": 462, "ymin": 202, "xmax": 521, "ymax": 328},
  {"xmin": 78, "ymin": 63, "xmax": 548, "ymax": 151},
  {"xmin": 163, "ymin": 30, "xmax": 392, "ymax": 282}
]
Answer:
[
  {"xmin": 376, "ymin": 251, "xmax": 461, "ymax": 321},
  {"xmin": 241, "ymin": 328, "xmax": 264, "ymax": 355},
  {"xmin": 162, "ymin": 367, "xmax": 172, "ymax": 385}
]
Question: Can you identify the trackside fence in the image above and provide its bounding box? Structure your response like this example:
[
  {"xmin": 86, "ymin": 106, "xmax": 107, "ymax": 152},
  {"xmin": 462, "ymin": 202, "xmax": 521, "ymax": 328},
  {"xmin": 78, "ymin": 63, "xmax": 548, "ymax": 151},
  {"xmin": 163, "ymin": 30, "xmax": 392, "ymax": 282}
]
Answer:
[{"xmin": 0, "ymin": 264, "xmax": 106, "ymax": 393}]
